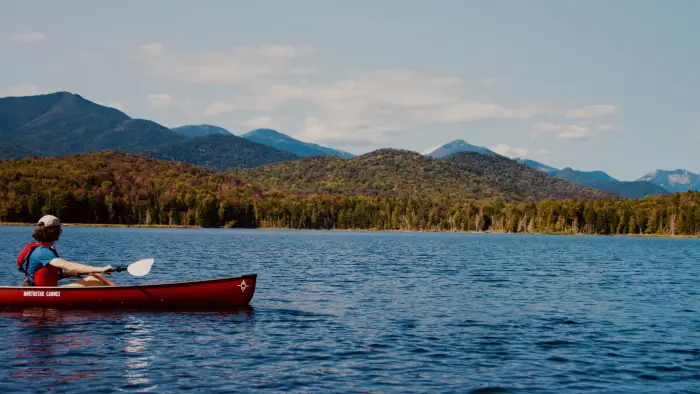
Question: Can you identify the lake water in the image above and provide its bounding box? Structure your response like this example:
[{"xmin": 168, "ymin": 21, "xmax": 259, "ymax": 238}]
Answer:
[{"xmin": 0, "ymin": 226, "xmax": 698, "ymax": 393}]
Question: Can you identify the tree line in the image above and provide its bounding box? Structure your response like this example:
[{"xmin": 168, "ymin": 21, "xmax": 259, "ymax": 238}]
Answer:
[
  {"xmin": 1, "ymin": 152, "xmax": 698, "ymax": 236},
  {"xmin": 2, "ymin": 186, "xmax": 699, "ymax": 236}
]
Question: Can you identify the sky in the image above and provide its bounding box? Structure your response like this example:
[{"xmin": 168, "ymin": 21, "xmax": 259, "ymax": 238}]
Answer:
[{"xmin": 1, "ymin": 0, "xmax": 698, "ymax": 180}]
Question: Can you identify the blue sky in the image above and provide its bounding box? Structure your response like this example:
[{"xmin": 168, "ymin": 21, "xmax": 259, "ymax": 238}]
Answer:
[{"xmin": 1, "ymin": 0, "xmax": 698, "ymax": 180}]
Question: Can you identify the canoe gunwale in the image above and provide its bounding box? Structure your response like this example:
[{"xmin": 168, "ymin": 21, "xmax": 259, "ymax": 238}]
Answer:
[{"xmin": 0, "ymin": 274, "xmax": 257, "ymax": 290}]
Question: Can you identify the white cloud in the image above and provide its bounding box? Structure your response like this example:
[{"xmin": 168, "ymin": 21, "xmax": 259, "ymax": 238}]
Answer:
[
  {"xmin": 11, "ymin": 30, "xmax": 46, "ymax": 43},
  {"xmin": 204, "ymin": 101, "xmax": 239, "ymax": 116},
  {"xmin": 598, "ymin": 124, "xmax": 618, "ymax": 131},
  {"xmin": 417, "ymin": 102, "xmax": 551, "ymax": 124},
  {"xmin": 5, "ymin": 84, "xmax": 44, "ymax": 96},
  {"xmin": 139, "ymin": 42, "xmax": 164, "ymax": 56},
  {"xmin": 147, "ymin": 93, "xmax": 173, "ymax": 109},
  {"xmin": 204, "ymin": 96, "xmax": 280, "ymax": 115},
  {"xmin": 139, "ymin": 43, "xmax": 618, "ymax": 148},
  {"xmin": 298, "ymin": 116, "xmax": 398, "ymax": 146},
  {"xmin": 236, "ymin": 44, "xmax": 316, "ymax": 59},
  {"xmin": 207, "ymin": 69, "xmax": 554, "ymax": 147},
  {"xmin": 566, "ymin": 104, "xmax": 617, "ymax": 118},
  {"xmin": 240, "ymin": 116, "xmax": 279, "ymax": 130},
  {"xmin": 533, "ymin": 122, "xmax": 593, "ymax": 140},
  {"xmin": 491, "ymin": 143, "xmax": 528, "ymax": 158},
  {"xmin": 138, "ymin": 43, "xmax": 316, "ymax": 85},
  {"xmin": 557, "ymin": 129, "xmax": 592, "ymax": 140},
  {"xmin": 532, "ymin": 121, "xmax": 619, "ymax": 141}
]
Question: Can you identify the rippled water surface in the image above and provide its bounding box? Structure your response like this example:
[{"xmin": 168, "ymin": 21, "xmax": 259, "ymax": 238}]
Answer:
[{"xmin": 0, "ymin": 226, "xmax": 698, "ymax": 393}]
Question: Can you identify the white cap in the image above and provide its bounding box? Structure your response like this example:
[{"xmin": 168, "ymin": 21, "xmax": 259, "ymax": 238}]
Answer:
[{"xmin": 37, "ymin": 215, "xmax": 61, "ymax": 228}]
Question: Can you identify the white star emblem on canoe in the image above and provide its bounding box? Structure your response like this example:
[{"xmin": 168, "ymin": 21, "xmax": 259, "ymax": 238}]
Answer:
[{"xmin": 238, "ymin": 280, "xmax": 248, "ymax": 292}]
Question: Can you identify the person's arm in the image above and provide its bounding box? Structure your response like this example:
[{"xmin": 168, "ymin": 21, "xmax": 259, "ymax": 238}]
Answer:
[{"xmin": 48, "ymin": 258, "xmax": 113, "ymax": 276}]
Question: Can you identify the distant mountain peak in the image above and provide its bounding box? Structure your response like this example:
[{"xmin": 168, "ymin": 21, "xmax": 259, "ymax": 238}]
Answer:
[
  {"xmin": 637, "ymin": 169, "xmax": 700, "ymax": 193},
  {"xmin": 242, "ymin": 129, "xmax": 354, "ymax": 159},
  {"xmin": 444, "ymin": 139, "xmax": 489, "ymax": 150},
  {"xmin": 427, "ymin": 139, "xmax": 495, "ymax": 158}
]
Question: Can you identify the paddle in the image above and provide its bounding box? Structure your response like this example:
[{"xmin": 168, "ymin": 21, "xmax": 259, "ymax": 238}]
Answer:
[
  {"xmin": 74, "ymin": 258, "xmax": 155, "ymax": 278},
  {"xmin": 111, "ymin": 258, "xmax": 155, "ymax": 277}
]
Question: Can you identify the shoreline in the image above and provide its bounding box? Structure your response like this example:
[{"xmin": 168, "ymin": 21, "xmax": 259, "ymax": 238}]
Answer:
[
  {"xmin": 0, "ymin": 222, "xmax": 199, "ymax": 229},
  {"xmin": 1, "ymin": 222, "xmax": 697, "ymax": 239}
]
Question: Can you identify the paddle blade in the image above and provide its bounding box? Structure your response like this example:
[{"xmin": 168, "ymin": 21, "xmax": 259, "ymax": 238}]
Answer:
[{"xmin": 127, "ymin": 259, "xmax": 154, "ymax": 276}]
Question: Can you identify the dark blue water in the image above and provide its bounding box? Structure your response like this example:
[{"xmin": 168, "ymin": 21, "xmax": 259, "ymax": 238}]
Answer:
[{"xmin": 0, "ymin": 226, "xmax": 698, "ymax": 393}]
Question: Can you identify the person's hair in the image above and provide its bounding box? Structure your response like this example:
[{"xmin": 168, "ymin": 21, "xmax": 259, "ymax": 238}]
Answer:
[{"xmin": 32, "ymin": 226, "xmax": 62, "ymax": 243}]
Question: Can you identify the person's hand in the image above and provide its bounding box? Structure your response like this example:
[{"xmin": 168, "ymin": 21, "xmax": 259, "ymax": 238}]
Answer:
[{"xmin": 101, "ymin": 265, "xmax": 114, "ymax": 274}]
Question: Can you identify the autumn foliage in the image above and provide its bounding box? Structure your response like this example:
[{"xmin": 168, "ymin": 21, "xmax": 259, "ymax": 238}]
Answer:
[{"xmin": 1, "ymin": 151, "xmax": 699, "ymax": 236}]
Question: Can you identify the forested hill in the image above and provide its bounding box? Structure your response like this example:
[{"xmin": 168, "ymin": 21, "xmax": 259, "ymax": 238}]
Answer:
[
  {"xmin": 231, "ymin": 148, "xmax": 608, "ymax": 202},
  {"xmin": 1, "ymin": 152, "xmax": 699, "ymax": 236},
  {"xmin": 445, "ymin": 151, "xmax": 610, "ymax": 200},
  {"xmin": 231, "ymin": 148, "xmax": 510, "ymax": 200},
  {"xmin": 0, "ymin": 151, "xmax": 261, "ymax": 227}
]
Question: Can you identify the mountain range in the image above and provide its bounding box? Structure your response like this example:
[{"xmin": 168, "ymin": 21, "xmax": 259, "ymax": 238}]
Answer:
[
  {"xmin": 637, "ymin": 169, "xmax": 700, "ymax": 193},
  {"xmin": 1, "ymin": 91, "xmax": 697, "ymax": 199},
  {"xmin": 0, "ymin": 92, "xmax": 342, "ymax": 169},
  {"xmin": 429, "ymin": 145, "xmax": 696, "ymax": 197},
  {"xmin": 550, "ymin": 168, "xmax": 669, "ymax": 198}
]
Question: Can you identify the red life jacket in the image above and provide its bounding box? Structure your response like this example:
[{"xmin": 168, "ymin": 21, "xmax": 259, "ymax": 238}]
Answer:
[{"xmin": 16, "ymin": 242, "xmax": 61, "ymax": 286}]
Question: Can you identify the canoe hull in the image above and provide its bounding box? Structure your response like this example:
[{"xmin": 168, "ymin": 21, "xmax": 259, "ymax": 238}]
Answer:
[{"xmin": 0, "ymin": 274, "xmax": 256, "ymax": 310}]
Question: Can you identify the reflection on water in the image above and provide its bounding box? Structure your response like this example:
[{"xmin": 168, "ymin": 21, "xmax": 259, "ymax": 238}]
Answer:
[
  {"xmin": 6, "ymin": 309, "xmax": 105, "ymax": 385},
  {"xmin": 0, "ymin": 307, "xmax": 255, "ymax": 393},
  {"xmin": 123, "ymin": 315, "xmax": 155, "ymax": 391}
]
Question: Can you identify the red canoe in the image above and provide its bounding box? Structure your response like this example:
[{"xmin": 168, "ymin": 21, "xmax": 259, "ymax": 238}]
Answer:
[{"xmin": 0, "ymin": 274, "xmax": 257, "ymax": 310}]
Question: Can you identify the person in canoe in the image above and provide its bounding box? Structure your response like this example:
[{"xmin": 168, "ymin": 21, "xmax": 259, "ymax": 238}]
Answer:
[{"xmin": 16, "ymin": 215, "xmax": 117, "ymax": 287}]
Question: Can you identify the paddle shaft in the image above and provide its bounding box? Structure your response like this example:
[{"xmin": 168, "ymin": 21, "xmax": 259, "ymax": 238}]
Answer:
[{"xmin": 73, "ymin": 265, "xmax": 128, "ymax": 278}]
